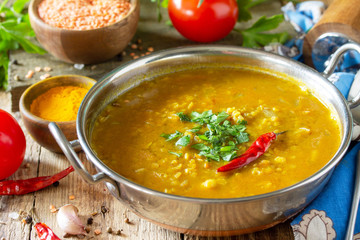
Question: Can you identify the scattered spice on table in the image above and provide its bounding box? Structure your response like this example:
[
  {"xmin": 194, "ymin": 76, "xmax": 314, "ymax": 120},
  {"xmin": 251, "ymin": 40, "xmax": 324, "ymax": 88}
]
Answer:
[
  {"xmin": 23, "ymin": 215, "xmax": 32, "ymax": 224},
  {"xmin": 38, "ymin": 0, "xmax": 131, "ymax": 30},
  {"xmin": 25, "ymin": 70, "xmax": 34, "ymax": 79},
  {"xmin": 0, "ymin": 166, "xmax": 74, "ymax": 195},
  {"xmin": 30, "ymin": 85, "xmax": 90, "ymax": 121},
  {"xmin": 50, "ymin": 205, "xmax": 58, "ymax": 213},
  {"xmin": 84, "ymin": 226, "xmax": 91, "ymax": 233},
  {"xmin": 86, "ymin": 217, "xmax": 93, "ymax": 225},
  {"xmin": 101, "ymin": 205, "xmax": 108, "ymax": 214},
  {"xmin": 40, "ymin": 73, "xmax": 51, "ymax": 80}
]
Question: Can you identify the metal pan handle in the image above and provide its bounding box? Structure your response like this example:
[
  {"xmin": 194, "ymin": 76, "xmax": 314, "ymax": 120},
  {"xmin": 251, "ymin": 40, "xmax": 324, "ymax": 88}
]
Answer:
[
  {"xmin": 322, "ymin": 42, "xmax": 360, "ymax": 109},
  {"xmin": 48, "ymin": 122, "xmax": 109, "ymax": 184}
]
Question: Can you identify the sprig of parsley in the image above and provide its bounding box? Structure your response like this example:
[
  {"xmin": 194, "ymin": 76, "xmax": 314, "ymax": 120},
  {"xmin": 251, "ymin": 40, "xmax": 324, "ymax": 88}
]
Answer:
[
  {"xmin": 0, "ymin": 0, "xmax": 46, "ymax": 89},
  {"xmin": 161, "ymin": 110, "xmax": 249, "ymax": 162},
  {"xmin": 237, "ymin": 0, "xmax": 267, "ymax": 22},
  {"xmin": 236, "ymin": 14, "xmax": 289, "ymax": 48}
]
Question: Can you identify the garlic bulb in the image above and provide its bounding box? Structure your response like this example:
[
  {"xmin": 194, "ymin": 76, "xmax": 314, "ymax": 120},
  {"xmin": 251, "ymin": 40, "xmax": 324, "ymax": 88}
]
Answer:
[{"xmin": 57, "ymin": 204, "xmax": 86, "ymax": 235}]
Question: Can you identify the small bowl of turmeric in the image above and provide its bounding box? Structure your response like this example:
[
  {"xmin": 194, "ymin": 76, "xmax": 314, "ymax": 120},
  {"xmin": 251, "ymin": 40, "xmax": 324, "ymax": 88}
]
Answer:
[{"xmin": 19, "ymin": 75, "xmax": 96, "ymax": 153}]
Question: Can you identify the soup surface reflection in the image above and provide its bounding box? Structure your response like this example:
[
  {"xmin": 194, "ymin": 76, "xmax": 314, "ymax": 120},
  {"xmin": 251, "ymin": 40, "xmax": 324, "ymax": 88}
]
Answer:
[{"xmin": 91, "ymin": 67, "xmax": 341, "ymax": 198}]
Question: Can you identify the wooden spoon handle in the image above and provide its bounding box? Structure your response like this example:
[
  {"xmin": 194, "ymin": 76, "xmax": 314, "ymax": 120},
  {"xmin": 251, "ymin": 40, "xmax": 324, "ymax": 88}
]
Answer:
[{"xmin": 303, "ymin": 0, "xmax": 360, "ymax": 66}]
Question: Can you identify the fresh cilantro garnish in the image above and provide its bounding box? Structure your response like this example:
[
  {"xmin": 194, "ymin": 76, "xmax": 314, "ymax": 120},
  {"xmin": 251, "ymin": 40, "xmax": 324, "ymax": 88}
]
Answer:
[
  {"xmin": 176, "ymin": 135, "xmax": 190, "ymax": 147},
  {"xmin": 160, "ymin": 130, "xmax": 182, "ymax": 141},
  {"xmin": 236, "ymin": 14, "xmax": 289, "ymax": 48},
  {"xmin": 168, "ymin": 151, "xmax": 182, "ymax": 157},
  {"xmin": 0, "ymin": 0, "xmax": 47, "ymax": 89},
  {"xmin": 187, "ymin": 126, "xmax": 202, "ymax": 133},
  {"xmin": 161, "ymin": 110, "xmax": 249, "ymax": 162},
  {"xmin": 177, "ymin": 112, "xmax": 191, "ymax": 122}
]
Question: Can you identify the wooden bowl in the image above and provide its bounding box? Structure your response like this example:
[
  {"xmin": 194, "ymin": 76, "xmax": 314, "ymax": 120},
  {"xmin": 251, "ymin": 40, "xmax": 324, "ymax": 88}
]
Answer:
[
  {"xmin": 19, "ymin": 75, "xmax": 96, "ymax": 153},
  {"xmin": 28, "ymin": 0, "xmax": 140, "ymax": 64}
]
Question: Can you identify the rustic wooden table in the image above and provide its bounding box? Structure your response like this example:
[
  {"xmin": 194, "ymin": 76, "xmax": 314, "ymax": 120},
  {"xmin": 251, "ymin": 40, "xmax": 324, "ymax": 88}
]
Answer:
[{"xmin": 0, "ymin": 1, "xmax": 299, "ymax": 239}]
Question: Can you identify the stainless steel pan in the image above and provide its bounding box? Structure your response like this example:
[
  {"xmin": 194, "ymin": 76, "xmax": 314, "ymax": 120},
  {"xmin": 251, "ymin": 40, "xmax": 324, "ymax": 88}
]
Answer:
[{"xmin": 49, "ymin": 44, "xmax": 360, "ymax": 236}]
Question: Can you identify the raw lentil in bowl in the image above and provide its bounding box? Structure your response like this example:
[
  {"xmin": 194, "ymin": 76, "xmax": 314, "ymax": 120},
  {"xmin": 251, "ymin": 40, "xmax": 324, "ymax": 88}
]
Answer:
[{"xmin": 38, "ymin": 0, "xmax": 132, "ymax": 30}]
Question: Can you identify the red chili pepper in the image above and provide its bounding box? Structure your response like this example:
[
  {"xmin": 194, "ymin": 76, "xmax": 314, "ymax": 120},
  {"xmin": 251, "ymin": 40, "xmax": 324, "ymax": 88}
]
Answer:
[
  {"xmin": 0, "ymin": 166, "xmax": 74, "ymax": 195},
  {"xmin": 217, "ymin": 132, "xmax": 278, "ymax": 172},
  {"xmin": 35, "ymin": 222, "xmax": 61, "ymax": 240}
]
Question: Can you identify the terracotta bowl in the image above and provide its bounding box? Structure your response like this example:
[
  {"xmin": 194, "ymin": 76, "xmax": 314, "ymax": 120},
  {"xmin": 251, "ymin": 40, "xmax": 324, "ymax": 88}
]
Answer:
[
  {"xmin": 19, "ymin": 75, "xmax": 96, "ymax": 153},
  {"xmin": 28, "ymin": 0, "xmax": 140, "ymax": 64}
]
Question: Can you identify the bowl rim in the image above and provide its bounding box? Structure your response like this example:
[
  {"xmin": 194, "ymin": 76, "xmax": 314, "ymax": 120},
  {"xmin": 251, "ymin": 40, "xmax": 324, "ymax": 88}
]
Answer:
[
  {"xmin": 19, "ymin": 74, "xmax": 96, "ymax": 125},
  {"xmin": 77, "ymin": 45, "xmax": 353, "ymax": 203},
  {"xmin": 28, "ymin": 0, "xmax": 139, "ymax": 32}
]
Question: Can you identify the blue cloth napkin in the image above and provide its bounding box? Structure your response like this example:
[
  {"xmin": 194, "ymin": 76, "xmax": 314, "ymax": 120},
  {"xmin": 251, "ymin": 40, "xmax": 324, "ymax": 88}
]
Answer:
[{"xmin": 280, "ymin": 2, "xmax": 360, "ymax": 239}]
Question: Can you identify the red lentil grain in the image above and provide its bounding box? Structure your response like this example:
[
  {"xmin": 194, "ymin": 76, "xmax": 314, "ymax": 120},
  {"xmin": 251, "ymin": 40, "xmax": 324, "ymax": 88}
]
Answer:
[
  {"xmin": 38, "ymin": 0, "xmax": 132, "ymax": 30},
  {"xmin": 43, "ymin": 66, "xmax": 52, "ymax": 72},
  {"xmin": 25, "ymin": 70, "xmax": 34, "ymax": 79}
]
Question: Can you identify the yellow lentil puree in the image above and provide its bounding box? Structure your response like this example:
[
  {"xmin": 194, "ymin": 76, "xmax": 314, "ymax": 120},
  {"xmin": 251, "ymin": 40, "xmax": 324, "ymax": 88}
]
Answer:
[{"xmin": 91, "ymin": 67, "xmax": 341, "ymax": 198}]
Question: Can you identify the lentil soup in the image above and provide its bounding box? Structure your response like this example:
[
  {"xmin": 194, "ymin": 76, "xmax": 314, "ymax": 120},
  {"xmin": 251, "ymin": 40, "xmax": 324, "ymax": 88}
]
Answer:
[{"xmin": 90, "ymin": 67, "xmax": 341, "ymax": 198}]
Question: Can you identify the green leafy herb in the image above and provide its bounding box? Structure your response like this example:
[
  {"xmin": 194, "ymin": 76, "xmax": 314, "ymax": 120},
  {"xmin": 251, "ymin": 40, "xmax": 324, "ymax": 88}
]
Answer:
[
  {"xmin": 191, "ymin": 143, "xmax": 210, "ymax": 151},
  {"xmin": 177, "ymin": 112, "xmax": 191, "ymax": 122},
  {"xmin": 160, "ymin": 130, "xmax": 182, "ymax": 141},
  {"xmin": 237, "ymin": 0, "xmax": 267, "ymax": 22},
  {"xmin": 168, "ymin": 151, "xmax": 182, "ymax": 157},
  {"xmin": 176, "ymin": 135, "xmax": 190, "ymax": 147},
  {"xmin": 161, "ymin": 110, "xmax": 249, "ymax": 162},
  {"xmin": 187, "ymin": 126, "xmax": 202, "ymax": 133},
  {"xmin": 236, "ymin": 14, "xmax": 289, "ymax": 48},
  {"xmin": 0, "ymin": 0, "xmax": 46, "ymax": 89}
]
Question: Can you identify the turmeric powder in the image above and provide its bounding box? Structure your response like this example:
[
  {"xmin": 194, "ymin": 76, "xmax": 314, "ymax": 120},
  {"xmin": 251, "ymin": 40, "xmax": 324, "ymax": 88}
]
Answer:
[{"xmin": 30, "ymin": 85, "xmax": 89, "ymax": 121}]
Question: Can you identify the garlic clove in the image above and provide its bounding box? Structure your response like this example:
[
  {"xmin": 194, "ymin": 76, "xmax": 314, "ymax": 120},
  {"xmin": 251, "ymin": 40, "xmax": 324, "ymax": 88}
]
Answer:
[{"xmin": 57, "ymin": 204, "xmax": 86, "ymax": 235}]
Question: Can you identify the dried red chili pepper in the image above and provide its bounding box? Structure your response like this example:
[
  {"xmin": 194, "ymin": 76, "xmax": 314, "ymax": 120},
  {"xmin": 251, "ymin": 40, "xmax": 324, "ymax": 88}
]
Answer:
[
  {"xmin": 0, "ymin": 166, "xmax": 74, "ymax": 195},
  {"xmin": 35, "ymin": 222, "xmax": 61, "ymax": 240},
  {"xmin": 217, "ymin": 132, "xmax": 281, "ymax": 172}
]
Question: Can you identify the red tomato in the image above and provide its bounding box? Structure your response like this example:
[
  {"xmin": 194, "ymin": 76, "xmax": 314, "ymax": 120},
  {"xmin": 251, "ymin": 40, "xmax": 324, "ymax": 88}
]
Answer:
[
  {"xmin": 168, "ymin": 0, "xmax": 238, "ymax": 43},
  {"xmin": 0, "ymin": 109, "xmax": 26, "ymax": 180}
]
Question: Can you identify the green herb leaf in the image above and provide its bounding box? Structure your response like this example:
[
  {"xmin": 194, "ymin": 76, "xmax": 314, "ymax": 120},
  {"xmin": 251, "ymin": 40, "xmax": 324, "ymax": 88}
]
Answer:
[
  {"xmin": 12, "ymin": 0, "xmax": 28, "ymax": 13},
  {"xmin": 0, "ymin": 0, "xmax": 46, "ymax": 89},
  {"xmin": 169, "ymin": 151, "xmax": 182, "ymax": 157},
  {"xmin": 239, "ymin": 14, "xmax": 289, "ymax": 48},
  {"xmin": 199, "ymin": 152, "xmax": 221, "ymax": 161},
  {"xmin": 197, "ymin": 134, "xmax": 209, "ymax": 141},
  {"xmin": 176, "ymin": 135, "xmax": 190, "ymax": 147},
  {"xmin": 160, "ymin": 130, "xmax": 182, "ymax": 141},
  {"xmin": 213, "ymin": 111, "xmax": 229, "ymax": 124},
  {"xmin": 237, "ymin": 0, "xmax": 253, "ymax": 22},
  {"xmin": 237, "ymin": 0, "xmax": 268, "ymax": 22},
  {"xmin": 220, "ymin": 151, "xmax": 237, "ymax": 161},
  {"xmin": 236, "ymin": 132, "xmax": 250, "ymax": 143},
  {"xmin": 187, "ymin": 126, "xmax": 202, "ymax": 133},
  {"xmin": 177, "ymin": 112, "xmax": 191, "ymax": 122},
  {"xmin": 191, "ymin": 143, "xmax": 210, "ymax": 151}
]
